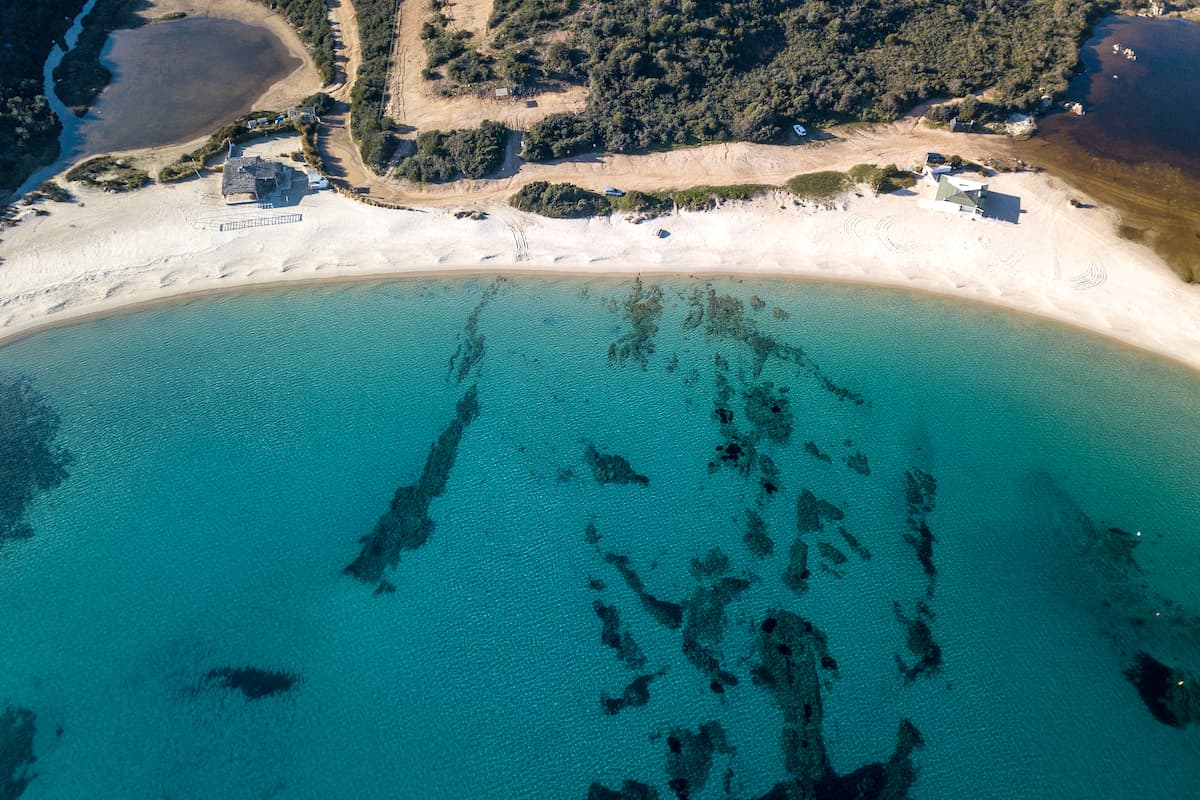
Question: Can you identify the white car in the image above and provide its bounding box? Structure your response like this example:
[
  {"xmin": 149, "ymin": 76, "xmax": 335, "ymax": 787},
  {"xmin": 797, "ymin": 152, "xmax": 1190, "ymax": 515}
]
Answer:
[
  {"xmin": 793, "ymin": 124, "xmax": 808, "ymax": 137},
  {"xmin": 604, "ymin": 187, "xmax": 625, "ymax": 197}
]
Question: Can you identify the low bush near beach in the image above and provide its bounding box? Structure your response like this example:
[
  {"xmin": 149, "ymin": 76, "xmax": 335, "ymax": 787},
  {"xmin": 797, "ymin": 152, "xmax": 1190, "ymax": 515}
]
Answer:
[
  {"xmin": 510, "ymin": 181, "xmax": 610, "ymax": 218},
  {"xmin": 786, "ymin": 171, "xmax": 852, "ymax": 201},
  {"xmin": 65, "ymin": 156, "xmax": 151, "ymax": 192}
]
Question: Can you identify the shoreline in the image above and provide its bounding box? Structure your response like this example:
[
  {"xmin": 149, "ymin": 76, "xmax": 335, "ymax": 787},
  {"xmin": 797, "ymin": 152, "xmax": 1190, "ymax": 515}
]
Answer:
[
  {"xmin": 3, "ymin": 263, "xmax": 1199, "ymax": 381},
  {"xmin": 3, "ymin": 135, "xmax": 1200, "ymax": 376}
]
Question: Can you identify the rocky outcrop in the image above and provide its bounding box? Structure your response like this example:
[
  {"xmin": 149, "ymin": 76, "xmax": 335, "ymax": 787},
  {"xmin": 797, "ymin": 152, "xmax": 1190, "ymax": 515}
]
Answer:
[
  {"xmin": 664, "ymin": 721, "xmax": 733, "ymax": 800},
  {"xmin": 609, "ymin": 278, "xmax": 665, "ymax": 369},
  {"xmin": 1125, "ymin": 652, "xmax": 1199, "ymax": 728},
  {"xmin": 203, "ymin": 667, "xmax": 299, "ymax": 700},
  {"xmin": 796, "ymin": 489, "xmax": 843, "ymax": 533},
  {"xmin": 585, "ymin": 445, "xmax": 650, "ymax": 486},
  {"xmin": 345, "ymin": 385, "xmax": 480, "ymax": 592},
  {"xmin": 0, "ymin": 373, "xmax": 73, "ymax": 547},
  {"xmin": 594, "ymin": 600, "xmax": 648, "ymax": 670},
  {"xmin": 0, "ymin": 706, "xmax": 37, "ymax": 800}
]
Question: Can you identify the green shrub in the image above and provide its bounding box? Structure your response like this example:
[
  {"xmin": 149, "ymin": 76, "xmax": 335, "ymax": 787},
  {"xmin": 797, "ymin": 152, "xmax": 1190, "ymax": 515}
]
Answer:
[
  {"xmin": 669, "ymin": 184, "xmax": 773, "ymax": 211},
  {"xmin": 65, "ymin": 156, "xmax": 151, "ymax": 191},
  {"xmin": 522, "ymin": 113, "xmax": 596, "ymax": 161},
  {"xmin": 786, "ymin": 171, "xmax": 852, "ymax": 201},
  {"xmin": 510, "ymin": 181, "xmax": 610, "ymax": 218},
  {"xmin": 396, "ymin": 120, "xmax": 509, "ymax": 182},
  {"xmin": 848, "ymin": 163, "xmax": 916, "ymax": 194}
]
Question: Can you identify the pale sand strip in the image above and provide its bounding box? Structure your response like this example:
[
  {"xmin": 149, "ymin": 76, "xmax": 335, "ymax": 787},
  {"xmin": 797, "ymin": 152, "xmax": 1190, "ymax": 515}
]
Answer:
[{"xmin": 2, "ymin": 158, "xmax": 1199, "ymax": 372}]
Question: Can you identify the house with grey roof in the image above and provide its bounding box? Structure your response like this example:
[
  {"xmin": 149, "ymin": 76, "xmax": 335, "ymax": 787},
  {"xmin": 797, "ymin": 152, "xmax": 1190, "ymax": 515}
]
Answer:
[
  {"xmin": 919, "ymin": 174, "xmax": 988, "ymax": 218},
  {"xmin": 221, "ymin": 156, "xmax": 293, "ymax": 203}
]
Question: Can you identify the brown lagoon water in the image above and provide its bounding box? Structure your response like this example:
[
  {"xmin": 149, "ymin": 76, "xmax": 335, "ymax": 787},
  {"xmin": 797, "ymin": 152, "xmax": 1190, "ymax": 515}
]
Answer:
[
  {"xmin": 1017, "ymin": 15, "xmax": 1200, "ymax": 281},
  {"xmin": 74, "ymin": 16, "xmax": 299, "ymax": 157}
]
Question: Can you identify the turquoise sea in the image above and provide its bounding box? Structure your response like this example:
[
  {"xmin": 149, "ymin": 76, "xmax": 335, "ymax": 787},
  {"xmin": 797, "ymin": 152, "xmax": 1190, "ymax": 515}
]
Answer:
[{"xmin": 1, "ymin": 277, "xmax": 1198, "ymax": 799}]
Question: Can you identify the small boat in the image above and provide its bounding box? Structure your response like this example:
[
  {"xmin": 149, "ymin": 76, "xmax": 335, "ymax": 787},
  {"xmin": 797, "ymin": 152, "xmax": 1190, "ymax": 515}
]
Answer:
[{"xmin": 793, "ymin": 124, "xmax": 808, "ymax": 137}]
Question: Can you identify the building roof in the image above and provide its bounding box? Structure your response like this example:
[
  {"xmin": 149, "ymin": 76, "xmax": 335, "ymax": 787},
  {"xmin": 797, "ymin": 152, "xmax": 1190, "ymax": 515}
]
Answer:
[
  {"xmin": 934, "ymin": 175, "xmax": 986, "ymax": 211},
  {"xmin": 222, "ymin": 156, "xmax": 288, "ymax": 197}
]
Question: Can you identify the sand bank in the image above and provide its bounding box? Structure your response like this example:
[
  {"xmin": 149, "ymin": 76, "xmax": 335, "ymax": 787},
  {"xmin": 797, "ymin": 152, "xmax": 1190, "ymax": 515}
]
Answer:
[{"xmin": 3, "ymin": 143, "xmax": 1200, "ymax": 371}]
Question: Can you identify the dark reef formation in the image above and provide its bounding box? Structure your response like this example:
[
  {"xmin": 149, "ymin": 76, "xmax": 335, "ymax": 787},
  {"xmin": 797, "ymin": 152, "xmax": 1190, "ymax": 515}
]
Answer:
[
  {"xmin": 743, "ymin": 382, "xmax": 793, "ymax": 444},
  {"xmin": 1125, "ymin": 652, "xmax": 1199, "ymax": 729},
  {"xmin": 844, "ymin": 450, "xmax": 870, "ymax": 476},
  {"xmin": 682, "ymin": 576, "xmax": 753, "ymax": 692},
  {"xmin": 817, "ymin": 542, "xmax": 847, "ymax": 567},
  {"xmin": 585, "ymin": 445, "xmax": 650, "ymax": 486},
  {"xmin": 702, "ymin": 290, "xmax": 865, "ymax": 404},
  {"xmin": 609, "ymin": 278, "xmax": 665, "ymax": 369},
  {"xmin": 838, "ymin": 527, "xmax": 871, "ymax": 561},
  {"xmin": 758, "ymin": 455, "xmax": 781, "ymax": 497},
  {"xmin": 594, "ymin": 599, "xmax": 648, "ymax": 670},
  {"xmin": 345, "ymin": 385, "xmax": 480, "ymax": 591},
  {"xmin": 893, "ymin": 601, "xmax": 942, "ymax": 682},
  {"xmin": 664, "ymin": 721, "xmax": 733, "ymax": 800},
  {"xmin": 903, "ymin": 469, "xmax": 938, "ymax": 580},
  {"xmin": 602, "ymin": 671, "xmax": 664, "ymax": 715},
  {"xmin": 752, "ymin": 612, "xmax": 923, "ymax": 800},
  {"xmin": 689, "ymin": 547, "xmax": 730, "ymax": 579},
  {"xmin": 588, "ymin": 780, "xmax": 661, "ymax": 800},
  {"xmin": 605, "ymin": 553, "xmax": 684, "ymax": 629},
  {"xmin": 1, "ymin": 373, "xmax": 74, "ymax": 547},
  {"xmin": 711, "ymin": 368, "xmax": 757, "ymax": 477},
  {"xmin": 782, "ymin": 538, "xmax": 811, "ymax": 595},
  {"xmin": 203, "ymin": 667, "xmax": 299, "ymax": 700},
  {"xmin": 447, "ymin": 281, "xmax": 501, "ymax": 383},
  {"xmin": 796, "ymin": 489, "xmax": 843, "ymax": 533},
  {"xmin": 743, "ymin": 509, "xmax": 774, "ymax": 558},
  {"xmin": 1, "ymin": 706, "xmax": 37, "ymax": 800},
  {"xmin": 803, "ymin": 441, "xmax": 832, "ymax": 463}
]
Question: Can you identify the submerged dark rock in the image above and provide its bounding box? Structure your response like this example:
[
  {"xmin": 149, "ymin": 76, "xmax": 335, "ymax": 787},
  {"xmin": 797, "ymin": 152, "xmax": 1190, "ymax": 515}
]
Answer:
[
  {"xmin": 594, "ymin": 600, "xmax": 647, "ymax": 670},
  {"xmin": 682, "ymin": 576, "xmax": 753, "ymax": 690},
  {"xmin": 817, "ymin": 542, "xmax": 848, "ymax": 566},
  {"xmin": 345, "ymin": 386, "xmax": 480, "ymax": 589},
  {"xmin": 689, "ymin": 547, "xmax": 731, "ymax": 579},
  {"xmin": 585, "ymin": 445, "xmax": 650, "ymax": 486},
  {"xmin": 844, "ymin": 450, "xmax": 870, "ymax": 476},
  {"xmin": 602, "ymin": 670, "xmax": 664, "ymax": 715},
  {"xmin": 759, "ymin": 454, "xmax": 781, "ymax": 497},
  {"xmin": 605, "ymin": 553, "xmax": 684, "ymax": 629},
  {"xmin": 664, "ymin": 721, "xmax": 733, "ymax": 800},
  {"xmin": 894, "ymin": 601, "xmax": 942, "ymax": 682},
  {"xmin": 702, "ymin": 290, "xmax": 865, "ymax": 403},
  {"xmin": 781, "ymin": 538, "xmax": 810, "ymax": 595},
  {"xmin": 588, "ymin": 780, "xmax": 661, "ymax": 800},
  {"xmin": 1125, "ymin": 652, "xmax": 1200, "ymax": 728},
  {"xmin": 903, "ymin": 469, "xmax": 938, "ymax": 579},
  {"xmin": 447, "ymin": 280, "xmax": 501, "ymax": 383},
  {"xmin": 203, "ymin": 667, "xmax": 298, "ymax": 700},
  {"xmin": 0, "ymin": 373, "xmax": 73, "ymax": 546},
  {"xmin": 1, "ymin": 705, "xmax": 37, "ymax": 800},
  {"xmin": 744, "ymin": 382, "xmax": 793, "ymax": 444},
  {"xmin": 744, "ymin": 509, "xmax": 774, "ymax": 557},
  {"xmin": 796, "ymin": 489, "xmax": 843, "ymax": 533},
  {"xmin": 838, "ymin": 527, "xmax": 871, "ymax": 561},
  {"xmin": 609, "ymin": 278, "xmax": 665, "ymax": 369},
  {"xmin": 803, "ymin": 441, "xmax": 832, "ymax": 463},
  {"xmin": 753, "ymin": 612, "xmax": 923, "ymax": 799}
]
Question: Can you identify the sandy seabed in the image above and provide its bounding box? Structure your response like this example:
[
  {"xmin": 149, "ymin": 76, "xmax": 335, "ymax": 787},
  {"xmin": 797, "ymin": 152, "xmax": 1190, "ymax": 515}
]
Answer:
[{"xmin": 3, "ymin": 150, "xmax": 1200, "ymax": 372}]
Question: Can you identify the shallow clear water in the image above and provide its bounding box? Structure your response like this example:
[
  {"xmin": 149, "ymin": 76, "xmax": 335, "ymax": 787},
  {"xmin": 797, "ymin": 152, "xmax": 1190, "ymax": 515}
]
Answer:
[{"xmin": 1, "ymin": 277, "xmax": 1199, "ymax": 799}]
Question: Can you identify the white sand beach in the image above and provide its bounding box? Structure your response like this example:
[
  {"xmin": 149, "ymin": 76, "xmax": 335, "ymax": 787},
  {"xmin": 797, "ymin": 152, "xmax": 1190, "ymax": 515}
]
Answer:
[{"xmin": 4, "ymin": 145, "xmax": 1200, "ymax": 372}]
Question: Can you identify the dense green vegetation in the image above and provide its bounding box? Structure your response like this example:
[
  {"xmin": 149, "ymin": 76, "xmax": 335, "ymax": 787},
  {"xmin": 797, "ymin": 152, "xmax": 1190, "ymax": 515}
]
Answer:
[
  {"xmin": 65, "ymin": 155, "xmax": 151, "ymax": 191},
  {"xmin": 0, "ymin": 0, "xmax": 88, "ymax": 198},
  {"xmin": 421, "ymin": 0, "xmax": 494, "ymax": 84},
  {"xmin": 521, "ymin": 112, "xmax": 597, "ymax": 160},
  {"xmin": 510, "ymin": 181, "xmax": 609, "ymax": 217},
  {"xmin": 257, "ymin": 0, "xmax": 335, "ymax": 83},
  {"xmin": 347, "ymin": 0, "xmax": 401, "ymax": 172},
  {"xmin": 848, "ymin": 163, "xmax": 917, "ymax": 194},
  {"xmin": 53, "ymin": 0, "xmax": 144, "ymax": 116},
  {"xmin": 396, "ymin": 121, "xmax": 508, "ymax": 182},
  {"xmin": 786, "ymin": 171, "xmax": 852, "ymax": 201},
  {"xmin": 478, "ymin": 0, "xmax": 1198, "ymax": 156}
]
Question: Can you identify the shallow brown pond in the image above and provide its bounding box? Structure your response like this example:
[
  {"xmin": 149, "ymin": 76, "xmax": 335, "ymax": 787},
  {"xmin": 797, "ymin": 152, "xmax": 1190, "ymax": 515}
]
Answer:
[{"xmin": 75, "ymin": 16, "xmax": 299, "ymax": 156}]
